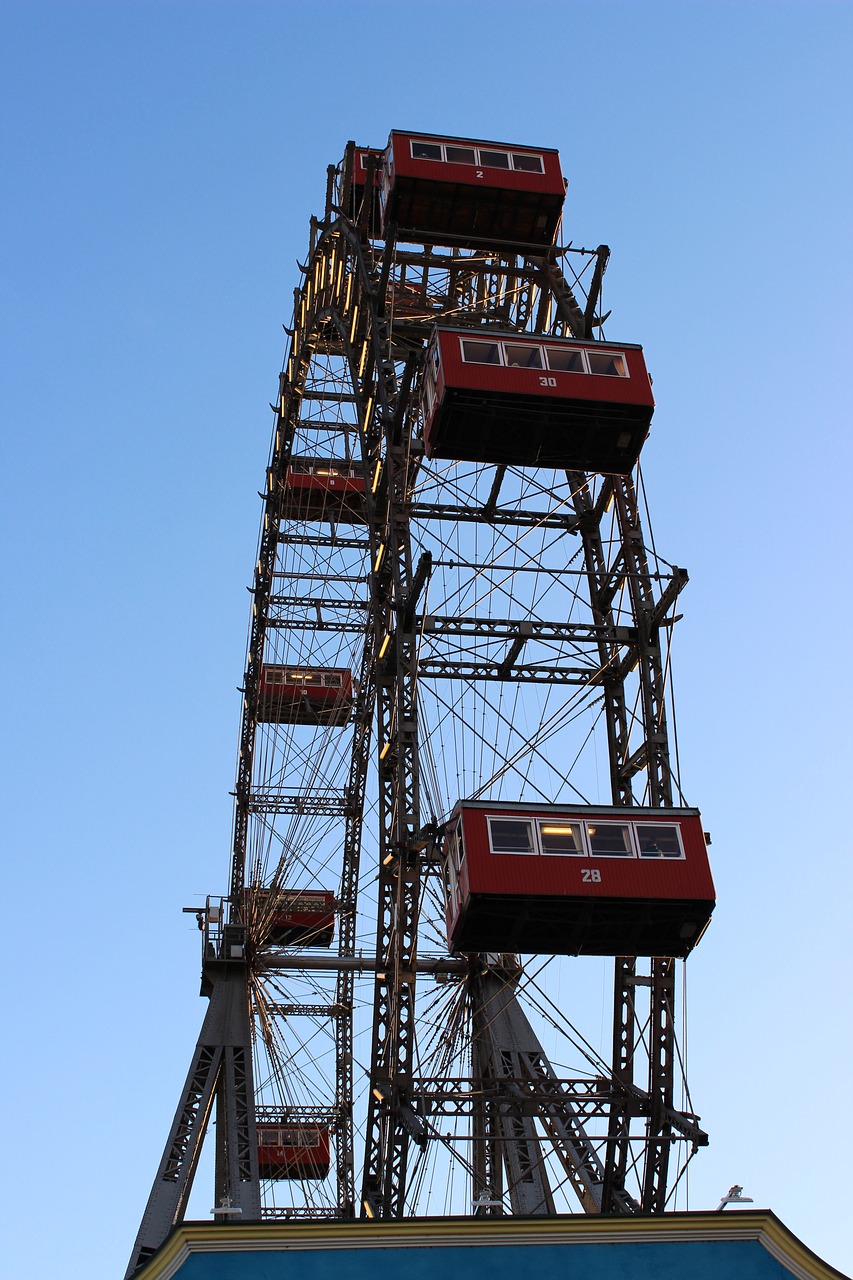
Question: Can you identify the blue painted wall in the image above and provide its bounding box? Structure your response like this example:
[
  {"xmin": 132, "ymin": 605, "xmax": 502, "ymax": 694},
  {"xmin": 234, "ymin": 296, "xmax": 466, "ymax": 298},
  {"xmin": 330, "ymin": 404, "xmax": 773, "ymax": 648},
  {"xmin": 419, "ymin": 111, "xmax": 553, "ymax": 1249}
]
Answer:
[{"xmin": 171, "ymin": 1239, "xmax": 806, "ymax": 1280}]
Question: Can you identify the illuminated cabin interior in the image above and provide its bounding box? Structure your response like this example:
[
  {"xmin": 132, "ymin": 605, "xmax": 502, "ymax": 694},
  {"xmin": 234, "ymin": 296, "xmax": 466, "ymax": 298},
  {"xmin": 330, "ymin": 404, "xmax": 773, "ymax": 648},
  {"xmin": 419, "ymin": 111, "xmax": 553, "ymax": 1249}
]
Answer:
[
  {"xmin": 257, "ymin": 666, "xmax": 355, "ymax": 727},
  {"xmin": 281, "ymin": 458, "xmax": 367, "ymax": 523}
]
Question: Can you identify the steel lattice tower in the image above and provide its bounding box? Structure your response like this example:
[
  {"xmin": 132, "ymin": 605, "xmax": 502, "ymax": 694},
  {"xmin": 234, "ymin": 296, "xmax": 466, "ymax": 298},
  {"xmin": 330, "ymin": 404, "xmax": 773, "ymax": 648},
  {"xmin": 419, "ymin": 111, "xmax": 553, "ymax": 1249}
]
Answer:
[{"xmin": 127, "ymin": 135, "xmax": 708, "ymax": 1278}]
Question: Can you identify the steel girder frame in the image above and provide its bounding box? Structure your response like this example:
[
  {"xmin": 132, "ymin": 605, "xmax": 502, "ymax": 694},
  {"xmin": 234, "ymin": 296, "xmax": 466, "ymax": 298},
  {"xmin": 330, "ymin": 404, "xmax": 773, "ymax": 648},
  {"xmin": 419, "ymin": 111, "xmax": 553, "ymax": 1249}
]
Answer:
[
  {"xmin": 566, "ymin": 468, "xmax": 690, "ymax": 1211},
  {"xmin": 242, "ymin": 209, "xmax": 430, "ymax": 1219},
  {"xmin": 294, "ymin": 155, "xmax": 700, "ymax": 1218},
  {"xmin": 237, "ymin": 205, "xmax": 407, "ymax": 1222},
  {"xmin": 354, "ymin": 224, "xmax": 429, "ymax": 1220}
]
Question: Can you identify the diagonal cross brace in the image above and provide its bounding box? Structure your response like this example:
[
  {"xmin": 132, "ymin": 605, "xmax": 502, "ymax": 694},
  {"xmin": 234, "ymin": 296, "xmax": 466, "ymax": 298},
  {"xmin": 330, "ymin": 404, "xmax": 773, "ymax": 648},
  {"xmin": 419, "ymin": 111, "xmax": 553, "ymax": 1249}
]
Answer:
[{"xmin": 471, "ymin": 970, "xmax": 624, "ymax": 1216}]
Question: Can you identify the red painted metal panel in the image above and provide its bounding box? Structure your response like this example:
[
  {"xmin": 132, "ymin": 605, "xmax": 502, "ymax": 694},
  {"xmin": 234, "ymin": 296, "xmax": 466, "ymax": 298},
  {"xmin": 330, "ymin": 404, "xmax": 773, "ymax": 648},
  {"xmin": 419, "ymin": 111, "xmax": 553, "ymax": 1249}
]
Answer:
[
  {"xmin": 349, "ymin": 148, "xmax": 384, "ymax": 223},
  {"xmin": 435, "ymin": 330, "xmax": 653, "ymax": 408},
  {"xmin": 353, "ymin": 147, "xmax": 383, "ymax": 187},
  {"xmin": 387, "ymin": 131, "xmax": 564, "ymax": 197}
]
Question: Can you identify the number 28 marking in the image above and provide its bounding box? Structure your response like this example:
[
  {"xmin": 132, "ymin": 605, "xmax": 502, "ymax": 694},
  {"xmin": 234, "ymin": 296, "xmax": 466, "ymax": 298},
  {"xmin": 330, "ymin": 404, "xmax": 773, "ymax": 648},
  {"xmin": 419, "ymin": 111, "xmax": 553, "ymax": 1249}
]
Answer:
[{"xmin": 581, "ymin": 868, "xmax": 601, "ymax": 883}]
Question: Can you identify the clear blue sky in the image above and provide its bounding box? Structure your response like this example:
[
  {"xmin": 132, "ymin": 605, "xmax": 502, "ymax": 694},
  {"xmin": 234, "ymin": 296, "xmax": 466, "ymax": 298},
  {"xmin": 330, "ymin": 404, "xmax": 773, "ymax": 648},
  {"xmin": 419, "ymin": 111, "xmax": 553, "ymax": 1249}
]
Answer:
[{"xmin": 1, "ymin": 2, "xmax": 851, "ymax": 1276}]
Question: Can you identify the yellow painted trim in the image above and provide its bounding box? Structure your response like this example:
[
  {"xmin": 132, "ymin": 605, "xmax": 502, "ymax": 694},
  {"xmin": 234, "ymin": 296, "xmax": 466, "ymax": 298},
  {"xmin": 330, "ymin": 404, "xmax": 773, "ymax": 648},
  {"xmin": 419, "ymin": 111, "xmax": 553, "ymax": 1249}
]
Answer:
[{"xmin": 133, "ymin": 1212, "xmax": 850, "ymax": 1280}]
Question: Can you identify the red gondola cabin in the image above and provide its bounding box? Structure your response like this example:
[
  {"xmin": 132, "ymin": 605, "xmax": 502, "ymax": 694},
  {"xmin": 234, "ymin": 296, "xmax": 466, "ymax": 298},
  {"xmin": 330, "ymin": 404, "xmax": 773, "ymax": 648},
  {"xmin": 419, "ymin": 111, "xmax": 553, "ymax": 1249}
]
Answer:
[
  {"xmin": 444, "ymin": 801, "xmax": 715, "ymax": 958},
  {"xmin": 248, "ymin": 887, "xmax": 336, "ymax": 948},
  {"xmin": 282, "ymin": 458, "xmax": 366, "ymax": 522},
  {"xmin": 380, "ymin": 130, "xmax": 565, "ymax": 248},
  {"xmin": 257, "ymin": 1122, "xmax": 331, "ymax": 1180},
  {"xmin": 258, "ymin": 666, "xmax": 355, "ymax": 726},
  {"xmin": 421, "ymin": 327, "xmax": 655, "ymax": 473}
]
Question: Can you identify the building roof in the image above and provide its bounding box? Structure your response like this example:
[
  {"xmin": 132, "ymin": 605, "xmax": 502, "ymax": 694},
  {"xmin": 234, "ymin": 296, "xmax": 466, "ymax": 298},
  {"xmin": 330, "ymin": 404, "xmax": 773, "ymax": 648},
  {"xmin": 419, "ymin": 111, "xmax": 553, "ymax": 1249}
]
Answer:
[{"xmin": 133, "ymin": 1211, "xmax": 851, "ymax": 1280}]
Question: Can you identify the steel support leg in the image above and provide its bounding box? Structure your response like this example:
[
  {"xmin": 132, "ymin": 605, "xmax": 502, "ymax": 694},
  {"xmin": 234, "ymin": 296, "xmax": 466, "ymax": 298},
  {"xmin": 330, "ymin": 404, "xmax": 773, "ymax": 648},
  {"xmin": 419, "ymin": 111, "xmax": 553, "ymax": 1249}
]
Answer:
[{"xmin": 125, "ymin": 964, "xmax": 260, "ymax": 1277}]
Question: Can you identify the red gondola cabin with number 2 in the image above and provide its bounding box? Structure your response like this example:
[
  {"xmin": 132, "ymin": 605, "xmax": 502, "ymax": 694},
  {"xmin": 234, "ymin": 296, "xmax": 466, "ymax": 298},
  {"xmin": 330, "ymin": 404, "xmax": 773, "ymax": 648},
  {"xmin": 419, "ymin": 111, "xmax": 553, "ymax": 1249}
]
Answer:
[
  {"xmin": 445, "ymin": 801, "xmax": 715, "ymax": 958},
  {"xmin": 380, "ymin": 130, "xmax": 566, "ymax": 248},
  {"xmin": 421, "ymin": 327, "xmax": 655, "ymax": 474}
]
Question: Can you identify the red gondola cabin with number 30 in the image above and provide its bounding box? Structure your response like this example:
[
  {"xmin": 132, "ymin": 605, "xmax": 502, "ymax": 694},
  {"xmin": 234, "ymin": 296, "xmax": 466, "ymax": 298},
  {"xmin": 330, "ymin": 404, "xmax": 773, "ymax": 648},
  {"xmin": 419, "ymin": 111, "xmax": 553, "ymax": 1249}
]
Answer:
[
  {"xmin": 420, "ymin": 327, "xmax": 655, "ymax": 474},
  {"xmin": 445, "ymin": 801, "xmax": 715, "ymax": 958}
]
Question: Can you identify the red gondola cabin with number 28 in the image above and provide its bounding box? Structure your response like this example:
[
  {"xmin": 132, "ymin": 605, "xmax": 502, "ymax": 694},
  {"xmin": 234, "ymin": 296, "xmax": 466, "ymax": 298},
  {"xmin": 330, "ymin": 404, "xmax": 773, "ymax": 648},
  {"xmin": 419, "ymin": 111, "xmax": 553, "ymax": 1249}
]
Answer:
[
  {"xmin": 445, "ymin": 801, "xmax": 715, "ymax": 958},
  {"xmin": 421, "ymin": 327, "xmax": 655, "ymax": 474}
]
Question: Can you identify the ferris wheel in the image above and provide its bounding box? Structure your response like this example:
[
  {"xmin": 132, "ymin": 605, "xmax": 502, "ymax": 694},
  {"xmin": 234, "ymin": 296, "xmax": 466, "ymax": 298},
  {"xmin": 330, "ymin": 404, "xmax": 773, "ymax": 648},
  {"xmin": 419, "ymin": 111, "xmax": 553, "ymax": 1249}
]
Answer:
[{"xmin": 126, "ymin": 130, "xmax": 713, "ymax": 1276}]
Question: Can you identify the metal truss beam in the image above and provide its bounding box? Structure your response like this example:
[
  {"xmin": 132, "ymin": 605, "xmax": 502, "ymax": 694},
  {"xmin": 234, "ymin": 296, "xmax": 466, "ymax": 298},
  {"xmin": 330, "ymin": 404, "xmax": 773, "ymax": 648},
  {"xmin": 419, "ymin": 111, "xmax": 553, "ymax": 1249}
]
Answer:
[
  {"xmin": 357, "ymin": 231, "xmax": 429, "ymax": 1220},
  {"xmin": 417, "ymin": 660, "xmax": 599, "ymax": 684},
  {"xmin": 276, "ymin": 534, "xmax": 371, "ymax": 550},
  {"xmin": 335, "ymin": 622, "xmax": 377, "ymax": 1214},
  {"xmin": 264, "ymin": 1003, "xmax": 346, "ymax": 1017},
  {"xmin": 260, "ymin": 953, "xmax": 465, "ymax": 975},
  {"xmin": 266, "ymin": 616, "xmax": 366, "ymax": 634},
  {"xmin": 267, "ymin": 593, "xmax": 367, "ymax": 608},
  {"xmin": 421, "ymin": 616, "xmax": 618, "ymax": 643},
  {"xmin": 406, "ymin": 1075, "xmax": 705, "ymax": 1143},
  {"xmin": 409, "ymin": 502, "xmax": 581, "ymax": 531},
  {"xmin": 257, "ymin": 1105, "xmax": 340, "ymax": 1123},
  {"xmin": 245, "ymin": 790, "xmax": 351, "ymax": 816},
  {"xmin": 262, "ymin": 1207, "xmax": 341, "ymax": 1219}
]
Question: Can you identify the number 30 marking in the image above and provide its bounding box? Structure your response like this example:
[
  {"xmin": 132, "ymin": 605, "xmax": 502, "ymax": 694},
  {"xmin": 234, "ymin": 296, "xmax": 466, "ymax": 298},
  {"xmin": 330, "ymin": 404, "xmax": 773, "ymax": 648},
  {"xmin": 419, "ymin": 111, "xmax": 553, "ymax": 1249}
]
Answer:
[
  {"xmin": 539, "ymin": 375, "xmax": 557, "ymax": 387},
  {"xmin": 581, "ymin": 868, "xmax": 601, "ymax": 883}
]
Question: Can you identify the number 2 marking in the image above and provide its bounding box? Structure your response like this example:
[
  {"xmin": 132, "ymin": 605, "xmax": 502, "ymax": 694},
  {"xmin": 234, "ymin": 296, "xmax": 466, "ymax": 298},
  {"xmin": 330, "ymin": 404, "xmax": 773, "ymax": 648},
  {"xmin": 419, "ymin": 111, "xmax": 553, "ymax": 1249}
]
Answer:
[
  {"xmin": 581, "ymin": 868, "xmax": 601, "ymax": 883},
  {"xmin": 539, "ymin": 375, "xmax": 557, "ymax": 387}
]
